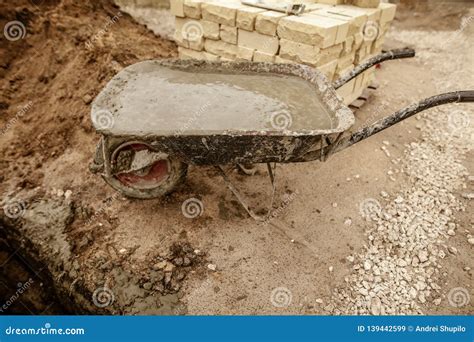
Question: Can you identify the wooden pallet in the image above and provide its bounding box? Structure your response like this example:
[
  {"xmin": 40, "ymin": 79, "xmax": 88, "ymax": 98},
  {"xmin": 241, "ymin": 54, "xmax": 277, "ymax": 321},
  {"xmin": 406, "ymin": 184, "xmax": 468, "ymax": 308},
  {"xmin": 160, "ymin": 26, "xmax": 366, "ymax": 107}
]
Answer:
[{"xmin": 349, "ymin": 82, "xmax": 379, "ymax": 111}]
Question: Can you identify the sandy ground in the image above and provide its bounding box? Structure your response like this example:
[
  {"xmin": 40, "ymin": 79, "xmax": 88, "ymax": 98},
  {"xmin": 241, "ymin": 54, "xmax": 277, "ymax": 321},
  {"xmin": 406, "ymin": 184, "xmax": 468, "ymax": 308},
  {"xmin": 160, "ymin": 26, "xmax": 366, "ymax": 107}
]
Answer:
[{"xmin": 0, "ymin": 1, "xmax": 472, "ymax": 315}]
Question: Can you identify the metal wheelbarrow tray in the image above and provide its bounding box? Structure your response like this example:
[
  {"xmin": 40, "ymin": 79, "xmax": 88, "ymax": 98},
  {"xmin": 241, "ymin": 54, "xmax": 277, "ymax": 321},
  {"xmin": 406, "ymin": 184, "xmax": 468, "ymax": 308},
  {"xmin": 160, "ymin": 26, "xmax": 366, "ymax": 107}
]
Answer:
[{"xmin": 90, "ymin": 53, "xmax": 474, "ymax": 218}]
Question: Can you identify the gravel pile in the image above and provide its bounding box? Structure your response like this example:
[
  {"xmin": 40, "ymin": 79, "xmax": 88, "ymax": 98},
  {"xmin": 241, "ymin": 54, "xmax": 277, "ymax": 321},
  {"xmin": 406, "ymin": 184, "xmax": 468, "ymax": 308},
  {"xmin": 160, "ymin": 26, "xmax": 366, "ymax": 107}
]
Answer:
[
  {"xmin": 332, "ymin": 109, "xmax": 471, "ymax": 315},
  {"xmin": 329, "ymin": 28, "xmax": 473, "ymax": 315}
]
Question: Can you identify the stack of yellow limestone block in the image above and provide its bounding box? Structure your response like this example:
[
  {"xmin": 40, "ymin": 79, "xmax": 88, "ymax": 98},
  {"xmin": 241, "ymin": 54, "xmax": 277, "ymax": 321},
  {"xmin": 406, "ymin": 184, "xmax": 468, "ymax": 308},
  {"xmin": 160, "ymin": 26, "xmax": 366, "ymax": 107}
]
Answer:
[{"xmin": 172, "ymin": 0, "xmax": 396, "ymax": 105}]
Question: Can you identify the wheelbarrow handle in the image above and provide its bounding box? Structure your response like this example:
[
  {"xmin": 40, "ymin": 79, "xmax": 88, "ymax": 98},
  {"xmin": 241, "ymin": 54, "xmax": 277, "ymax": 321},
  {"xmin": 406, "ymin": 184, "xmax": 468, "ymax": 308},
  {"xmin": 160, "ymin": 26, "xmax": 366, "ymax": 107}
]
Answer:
[
  {"xmin": 326, "ymin": 90, "xmax": 474, "ymax": 157},
  {"xmin": 333, "ymin": 48, "xmax": 416, "ymax": 89}
]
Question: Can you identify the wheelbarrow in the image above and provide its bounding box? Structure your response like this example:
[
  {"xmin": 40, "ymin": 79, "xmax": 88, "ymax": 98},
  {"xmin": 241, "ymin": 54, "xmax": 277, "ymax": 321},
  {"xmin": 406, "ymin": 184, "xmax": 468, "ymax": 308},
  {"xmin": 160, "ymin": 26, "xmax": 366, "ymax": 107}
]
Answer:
[{"xmin": 90, "ymin": 49, "xmax": 474, "ymax": 220}]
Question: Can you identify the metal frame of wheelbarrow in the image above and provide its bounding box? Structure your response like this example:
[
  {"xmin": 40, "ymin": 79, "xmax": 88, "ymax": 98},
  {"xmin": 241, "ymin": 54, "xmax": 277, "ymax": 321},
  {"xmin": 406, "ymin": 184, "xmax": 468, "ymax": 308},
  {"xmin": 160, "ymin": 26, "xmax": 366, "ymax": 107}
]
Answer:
[{"xmin": 91, "ymin": 49, "xmax": 474, "ymax": 220}]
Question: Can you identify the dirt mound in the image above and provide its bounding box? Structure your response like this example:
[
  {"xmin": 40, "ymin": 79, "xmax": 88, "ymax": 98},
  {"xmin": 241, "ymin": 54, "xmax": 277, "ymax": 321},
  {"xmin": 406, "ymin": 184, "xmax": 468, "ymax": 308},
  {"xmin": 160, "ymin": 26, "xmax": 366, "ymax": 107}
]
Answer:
[
  {"xmin": 1, "ymin": 0, "xmax": 180, "ymax": 314},
  {"xmin": 0, "ymin": 0, "xmax": 176, "ymax": 194}
]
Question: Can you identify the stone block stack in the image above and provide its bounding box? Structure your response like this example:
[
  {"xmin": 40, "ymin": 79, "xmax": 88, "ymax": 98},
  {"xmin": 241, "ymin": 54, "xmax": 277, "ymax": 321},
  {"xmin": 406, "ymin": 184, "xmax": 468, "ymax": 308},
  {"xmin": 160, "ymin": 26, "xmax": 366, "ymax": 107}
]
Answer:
[{"xmin": 171, "ymin": 0, "xmax": 396, "ymax": 105}]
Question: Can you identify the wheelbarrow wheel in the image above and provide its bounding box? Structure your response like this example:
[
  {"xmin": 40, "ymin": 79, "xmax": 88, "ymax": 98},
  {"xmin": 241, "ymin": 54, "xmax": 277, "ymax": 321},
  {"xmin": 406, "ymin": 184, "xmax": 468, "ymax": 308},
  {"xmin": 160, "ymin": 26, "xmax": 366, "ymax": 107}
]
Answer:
[{"xmin": 103, "ymin": 143, "xmax": 188, "ymax": 199}]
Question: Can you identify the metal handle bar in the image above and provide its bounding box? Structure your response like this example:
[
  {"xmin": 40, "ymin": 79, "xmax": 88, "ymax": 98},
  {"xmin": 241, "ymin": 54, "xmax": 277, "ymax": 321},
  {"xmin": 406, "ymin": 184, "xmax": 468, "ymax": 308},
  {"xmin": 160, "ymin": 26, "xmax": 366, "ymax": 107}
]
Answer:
[
  {"xmin": 333, "ymin": 48, "xmax": 416, "ymax": 89},
  {"xmin": 324, "ymin": 90, "xmax": 474, "ymax": 158}
]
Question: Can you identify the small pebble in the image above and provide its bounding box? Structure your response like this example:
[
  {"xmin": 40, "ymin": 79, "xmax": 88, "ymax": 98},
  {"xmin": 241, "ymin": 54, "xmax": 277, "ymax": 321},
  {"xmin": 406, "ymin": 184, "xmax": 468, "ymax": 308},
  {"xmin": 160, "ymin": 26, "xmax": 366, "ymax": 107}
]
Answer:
[{"xmin": 461, "ymin": 193, "xmax": 474, "ymax": 200}]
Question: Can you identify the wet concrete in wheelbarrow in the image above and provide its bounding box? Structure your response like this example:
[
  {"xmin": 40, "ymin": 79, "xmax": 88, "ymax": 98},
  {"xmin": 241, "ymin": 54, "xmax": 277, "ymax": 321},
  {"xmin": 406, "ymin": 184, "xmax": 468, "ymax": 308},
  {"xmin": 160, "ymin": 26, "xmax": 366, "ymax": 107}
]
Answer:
[{"xmin": 0, "ymin": 1, "xmax": 472, "ymax": 315}]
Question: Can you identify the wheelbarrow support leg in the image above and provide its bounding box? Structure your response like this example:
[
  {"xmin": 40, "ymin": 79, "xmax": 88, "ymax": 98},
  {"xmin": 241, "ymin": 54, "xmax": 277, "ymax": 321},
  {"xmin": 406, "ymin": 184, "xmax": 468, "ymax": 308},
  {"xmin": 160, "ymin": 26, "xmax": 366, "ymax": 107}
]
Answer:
[{"xmin": 215, "ymin": 164, "xmax": 277, "ymax": 222}]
